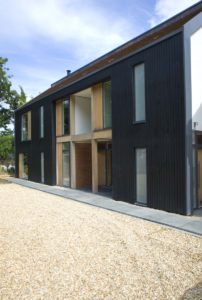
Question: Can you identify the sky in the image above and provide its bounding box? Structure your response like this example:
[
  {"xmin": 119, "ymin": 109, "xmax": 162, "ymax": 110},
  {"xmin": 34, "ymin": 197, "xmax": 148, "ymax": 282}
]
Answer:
[{"xmin": 0, "ymin": 0, "xmax": 200, "ymax": 100}]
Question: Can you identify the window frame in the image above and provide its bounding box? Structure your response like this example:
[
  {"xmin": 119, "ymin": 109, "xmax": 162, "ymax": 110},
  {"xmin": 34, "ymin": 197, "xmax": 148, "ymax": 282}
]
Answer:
[
  {"xmin": 133, "ymin": 63, "xmax": 146, "ymax": 124},
  {"xmin": 135, "ymin": 148, "xmax": 147, "ymax": 205},
  {"xmin": 41, "ymin": 152, "xmax": 45, "ymax": 183},
  {"xmin": 40, "ymin": 106, "xmax": 44, "ymax": 139},
  {"xmin": 62, "ymin": 99, "xmax": 70, "ymax": 136},
  {"xmin": 21, "ymin": 111, "xmax": 31, "ymax": 141}
]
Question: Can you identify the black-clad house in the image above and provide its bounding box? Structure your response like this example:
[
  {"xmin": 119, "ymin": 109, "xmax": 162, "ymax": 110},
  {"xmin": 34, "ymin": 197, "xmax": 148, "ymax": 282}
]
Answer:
[{"xmin": 15, "ymin": 2, "xmax": 202, "ymax": 215}]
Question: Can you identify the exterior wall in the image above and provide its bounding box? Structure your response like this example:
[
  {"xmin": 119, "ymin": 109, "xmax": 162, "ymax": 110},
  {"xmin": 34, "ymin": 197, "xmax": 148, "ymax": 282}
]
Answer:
[
  {"xmin": 191, "ymin": 27, "xmax": 202, "ymax": 130},
  {"xmin": 75, "ymin": 96, "xmax": 91, "ymax": 135},
  {"xmin": 15, "ymin": 31, "xmax": 187, "ymax": 214},
  {"xmin": 15, "ymin": 101, "xmax": 56, "ymax": 185},
  {"xmin": 112, "ymin": 32, "xmax": 186, "ymax": 214}
]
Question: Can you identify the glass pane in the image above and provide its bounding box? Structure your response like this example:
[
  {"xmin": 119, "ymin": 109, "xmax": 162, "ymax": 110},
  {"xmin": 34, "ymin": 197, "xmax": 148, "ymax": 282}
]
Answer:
[
  {"xmin": 23, "ymin": 153, "xmax": 28, "ymax": 179},
  {"xmin": 62, "ymin": 100, "xmax": 70, "ymax": 135},
  {"xmin": 134, "ymin": 64, "xmax": 145, "ymax": 122},
  {"xmin": 41, "ymin": 152, "xmax": 44, "ymax": 183},
  {"xmin": 40, "ymin": 106, "xmax": 44, "ymax": 138},
  {"xmin": 62, "ymin": 142, "xmax": 70, "ymax": 187},
  {"xmin": 136, "ymin": 148, "xmax": 147, "ymax": 204},
  {"xmin": 21, "ymin": 113, "xmax": 28, "ymax": 141},
  {"xmin": 103, "ymin": 81, "xmax": 112, "ymax": 128}
]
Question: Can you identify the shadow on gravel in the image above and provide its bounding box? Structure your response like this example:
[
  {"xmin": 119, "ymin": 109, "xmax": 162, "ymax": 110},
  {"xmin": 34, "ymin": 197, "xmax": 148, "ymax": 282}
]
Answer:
[
  {"xmin": 181, "ymin": 281, "xmax": 202, "ymax": 300},
  {"xmin": 0, "ymin": 178, "xmax": 11, "ymax": 184}
]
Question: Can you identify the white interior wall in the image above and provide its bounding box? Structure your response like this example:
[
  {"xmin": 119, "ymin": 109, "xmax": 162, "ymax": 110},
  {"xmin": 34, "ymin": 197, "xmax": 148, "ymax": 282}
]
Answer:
[
  {"xmin": 191, "ymin": 27, "xmax": 202, "ymax": 130},
  {"xmin": 75, "ymin": 96, "xmax": 91, "ymax": 134}
]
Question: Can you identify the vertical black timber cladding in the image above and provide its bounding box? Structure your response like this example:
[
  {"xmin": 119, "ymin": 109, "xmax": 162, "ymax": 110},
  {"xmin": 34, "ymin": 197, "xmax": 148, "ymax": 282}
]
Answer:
[
  {"xmin": 15, "ymin": 100, "xmax": 56, "ymax": 185},
  {"xmin": 112, "ymin": 32, "xmax": 186, "ymax": 214}
]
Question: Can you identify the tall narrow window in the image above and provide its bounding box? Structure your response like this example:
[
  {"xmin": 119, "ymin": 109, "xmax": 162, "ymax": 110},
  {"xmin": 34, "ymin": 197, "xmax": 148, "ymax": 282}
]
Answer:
[
  {"xmin": 135, "ymin": 148, "xmax": 147, "ymax": 204},
  {"xmin": 62, "ymin": 100, "xmax": 70, "ymax": 135},
  {"xmin": 19, "ymin": 153, "xmax": 28, "ymax": 179},
  {"xmin": 41, "ymin": 152, "xmax": 44, "ymax": 183},
  {"xmin": 103, "ymin": 81, "xmax": 112, "ymax": 128},
  {"xmin": 21, "ymin": 111, "xmax": 31, "ymax": 141},
  {"xmin": 62, "ymin": 142, "xmax": 70, "ymax": 187},
  {"xmin": 134, "ymin": 63, "xmax": 145, "ymax": 122},
  {"xmin": 40, "ymin": 106, "xmax": 44, "ymax": 138}
]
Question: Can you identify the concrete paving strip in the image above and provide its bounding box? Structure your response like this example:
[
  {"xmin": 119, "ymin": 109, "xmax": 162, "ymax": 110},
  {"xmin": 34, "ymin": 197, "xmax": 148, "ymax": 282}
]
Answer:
[{"xmin": 7, "ymin": 177, "xmax": 202, "ymax": 237}]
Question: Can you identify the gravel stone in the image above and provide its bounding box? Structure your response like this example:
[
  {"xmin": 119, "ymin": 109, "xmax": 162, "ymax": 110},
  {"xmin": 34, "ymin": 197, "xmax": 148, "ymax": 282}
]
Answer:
[{"xmin": 0, "ymin": 179, "xmax": 202, "ymax": 299}]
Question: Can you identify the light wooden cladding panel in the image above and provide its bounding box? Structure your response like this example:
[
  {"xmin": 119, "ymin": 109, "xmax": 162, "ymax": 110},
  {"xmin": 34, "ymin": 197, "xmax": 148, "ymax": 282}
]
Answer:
[
  {"xmin": 56, "ymin": 101, "xmax": 62, "ymax": 136},
  {"xmin": 92, "ymin": 84, "xmax": 103, "ymax": 130}
]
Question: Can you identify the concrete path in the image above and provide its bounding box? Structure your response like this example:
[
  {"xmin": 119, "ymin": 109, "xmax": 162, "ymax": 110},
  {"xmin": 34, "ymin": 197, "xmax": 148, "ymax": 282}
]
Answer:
[{"xmin": 7, "ymin": 177, "xmax": 202, "ymax": 237}]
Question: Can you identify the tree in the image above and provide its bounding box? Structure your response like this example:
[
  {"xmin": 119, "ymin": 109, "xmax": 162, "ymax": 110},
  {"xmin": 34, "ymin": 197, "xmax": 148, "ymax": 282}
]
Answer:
[
  {"xmin": 0, "ymin": 57, "xmax": 26, "ymax": 133},
  {"xmin": 0, "ymin": 135, "xmax": 14, "ymax": 164}
]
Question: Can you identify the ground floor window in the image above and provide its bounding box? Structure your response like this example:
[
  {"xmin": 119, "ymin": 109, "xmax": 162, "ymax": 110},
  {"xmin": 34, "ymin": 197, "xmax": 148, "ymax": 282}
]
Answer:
[
  {"xmin": 41, "ymin": 152, "xmax": 45, "ymax": 183},
  {"xmin": 62, "ymin": 142, "xmax": 70, "ymax": 187},
  {"xmin": 135, "ymin": 148, "xmax": 147, "ymax": 204},
  {"xmin": 19, "ymin": 153, "xmax": 28, "ymax": 179}
]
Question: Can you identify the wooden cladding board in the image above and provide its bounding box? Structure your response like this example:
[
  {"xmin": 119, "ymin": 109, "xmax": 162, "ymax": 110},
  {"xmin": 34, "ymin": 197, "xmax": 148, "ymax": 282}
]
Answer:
[
  {"xmin": 56, "ymin": 101, "xmax": 62, "ymax": 136},
  {"xmin": 92, "ymin": 84, "xmax": 103, "ymax": 130},
  {"xmin": 75, "ymin": 143, "xmax": 92, "ymax": 189}
]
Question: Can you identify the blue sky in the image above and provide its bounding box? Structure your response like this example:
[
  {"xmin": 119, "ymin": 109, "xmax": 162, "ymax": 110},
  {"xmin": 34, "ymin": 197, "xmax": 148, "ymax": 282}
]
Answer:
[{"xmin": 0, "ymin": 0, "xmax": 199, "ymax": 100}]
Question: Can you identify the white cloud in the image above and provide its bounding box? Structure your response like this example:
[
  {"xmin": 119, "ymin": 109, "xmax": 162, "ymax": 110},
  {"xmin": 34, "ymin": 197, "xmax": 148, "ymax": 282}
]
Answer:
[{"xmin": 149, "ymin": 0, "xmax": 199, "ymax": 27}]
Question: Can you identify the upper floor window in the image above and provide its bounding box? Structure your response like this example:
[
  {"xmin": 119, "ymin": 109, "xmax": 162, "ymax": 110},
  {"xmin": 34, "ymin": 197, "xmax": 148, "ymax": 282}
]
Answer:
[
  {"xmin": 62, "ymin": 100, "xmax": 70, "ymax": 135},
  {"xmin": 21, "ymin": 111, "xmax": 31, "ymax": 141},
  {"xmin": 103, "ymin": 81, "xmax": 112, "ymax": 128},
  {"xmin": 134, "ymin": 63, "xmax": 146, "ymax": 122},
  {"xmin": 40, "ymin": 106, "xmax": 44, "ymax": 138}
]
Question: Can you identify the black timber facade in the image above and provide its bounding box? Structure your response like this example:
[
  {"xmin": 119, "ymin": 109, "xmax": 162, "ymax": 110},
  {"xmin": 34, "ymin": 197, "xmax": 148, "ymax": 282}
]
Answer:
[{"xmin": 15, "ymin": 2, "xmax": 202, "ymax": 215}]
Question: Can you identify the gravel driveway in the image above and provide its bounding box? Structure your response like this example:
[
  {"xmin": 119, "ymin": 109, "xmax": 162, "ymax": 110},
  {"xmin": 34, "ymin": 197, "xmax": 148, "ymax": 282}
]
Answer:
[{"xmin": 0, "ymin": 178, "xmax": 202, "ymax": 299}]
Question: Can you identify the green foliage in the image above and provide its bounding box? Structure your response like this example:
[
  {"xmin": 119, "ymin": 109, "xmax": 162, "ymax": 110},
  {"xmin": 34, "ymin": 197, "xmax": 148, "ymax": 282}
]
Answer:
[
  {"xmin": 0, "ymin": 57, "xmax": 26, "ymax": 133},
  {"xmin": 0, "ymin": 135, "xmax": 14, "ymax": 162}
]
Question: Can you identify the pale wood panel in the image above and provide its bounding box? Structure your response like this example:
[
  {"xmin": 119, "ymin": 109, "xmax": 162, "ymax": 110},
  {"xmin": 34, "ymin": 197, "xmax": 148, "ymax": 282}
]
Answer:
[
  {"xmin": 92, "ymin": 129, "xmax": 112, "ymax": 140},
  {"xmin": 56, "ymin": 101, "xmax": 62, "ymax": 136},
  {"xmin": 92, "ymin": 140, "xmax": 98, "ymax": 193},
  {"xmin": 57, "ymin": 135, "xmax": 71, "ymax": 143},
  {"xmin": 72, "ymin": 133, "xmax": 92, "ymax": 142},
  {"xmin": 28, "ymin": 111, "xmax": 32, "ymax": 140},
  {"xmin": 92, "ymin": 84, "xmax": 103, "ymax": 131}
]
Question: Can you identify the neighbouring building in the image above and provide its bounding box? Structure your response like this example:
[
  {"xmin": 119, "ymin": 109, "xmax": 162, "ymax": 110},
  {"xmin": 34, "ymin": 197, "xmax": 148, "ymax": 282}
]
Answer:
[{"xmin": 15, "ymin": 2, "xmax": 202, "ymax": 215}]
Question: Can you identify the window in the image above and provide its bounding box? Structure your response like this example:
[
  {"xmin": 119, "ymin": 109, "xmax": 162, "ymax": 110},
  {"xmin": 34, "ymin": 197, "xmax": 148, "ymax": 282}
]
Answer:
[
  {"xmin": 62, "ymin": 100, "xmax": 70, "ymax": 135},
  {"xmin": 103, "ymin": 81, "xmax": 112, "ymax": 128},
  {"xmin": 134, "ymin": 63, "xmax": 146, "ymax": 122},
  {"xmin": 41, "ymin": 152, "xmax": 44, "ymax": 183},
  {"xmin": 40, "ymin": 106, "xmax": 44, "ymax": 138},
  {"xmin": 19, "ymin": 153, "xmax": 28, "ymax": 179},
  {"xmin": 135, "ymin": 148, "xmax": 147, "ymax": 204},
  {"xmin": 21, "ymin": 111, "xmax": 31, "ymax": 141},
  {"xmin": 62, "ymin": 143, "xmax": 70, "ymax": 187}
]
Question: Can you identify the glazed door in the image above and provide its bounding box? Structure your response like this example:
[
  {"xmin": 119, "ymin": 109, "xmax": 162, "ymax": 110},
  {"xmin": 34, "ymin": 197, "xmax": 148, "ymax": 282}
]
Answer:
[{"xmin": 197, "ymin": 149, "xmax": 202, "ymax": 207}]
